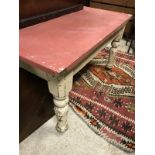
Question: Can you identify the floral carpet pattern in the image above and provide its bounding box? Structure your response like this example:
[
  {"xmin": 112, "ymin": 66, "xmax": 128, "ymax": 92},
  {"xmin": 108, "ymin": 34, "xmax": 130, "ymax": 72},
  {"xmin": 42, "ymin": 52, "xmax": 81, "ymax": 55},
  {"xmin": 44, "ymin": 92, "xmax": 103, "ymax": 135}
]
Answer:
[{"xmin": 69, "ymin": 48, "xmax": 135, "ymax": 152}]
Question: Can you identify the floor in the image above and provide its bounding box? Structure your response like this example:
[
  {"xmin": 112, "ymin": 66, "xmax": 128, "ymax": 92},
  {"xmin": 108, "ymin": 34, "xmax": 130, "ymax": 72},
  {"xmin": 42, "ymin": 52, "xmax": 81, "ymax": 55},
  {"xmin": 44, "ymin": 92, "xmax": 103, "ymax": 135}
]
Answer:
[{"xmin": 20, "ymin": 39, "xmax": 134, "ymax": 155}]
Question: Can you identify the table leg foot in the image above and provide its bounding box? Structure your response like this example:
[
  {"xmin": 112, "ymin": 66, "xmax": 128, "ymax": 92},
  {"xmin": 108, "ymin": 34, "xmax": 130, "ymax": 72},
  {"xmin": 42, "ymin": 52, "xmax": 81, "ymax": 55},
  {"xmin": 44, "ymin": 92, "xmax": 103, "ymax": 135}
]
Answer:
[{"xmin": 53, "ymin": 97, "xmax": 69, "ymax": 133}]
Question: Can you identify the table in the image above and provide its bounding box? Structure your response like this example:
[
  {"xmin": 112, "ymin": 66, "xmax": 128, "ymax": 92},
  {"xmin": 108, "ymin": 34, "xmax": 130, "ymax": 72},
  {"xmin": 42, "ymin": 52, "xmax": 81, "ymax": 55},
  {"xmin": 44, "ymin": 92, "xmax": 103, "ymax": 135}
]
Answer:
[{"xmin": 20, "ymin": 6, "xmax": 131, "ymax": 132}]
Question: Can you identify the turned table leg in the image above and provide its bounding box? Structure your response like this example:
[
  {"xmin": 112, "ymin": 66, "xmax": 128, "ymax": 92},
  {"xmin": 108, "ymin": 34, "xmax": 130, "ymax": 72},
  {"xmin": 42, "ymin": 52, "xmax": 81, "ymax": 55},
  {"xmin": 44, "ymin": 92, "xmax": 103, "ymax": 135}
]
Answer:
[
  {"xmin": 106, "ymin": 27, "xmax": 125, "ymax": 69},
  {"xmin": 47, "ymin": 72, "xmax": 73, "ymax": 133},
  {"xmin": 53, "ymin": 96, "xmax": 69, "ymax": 132}
]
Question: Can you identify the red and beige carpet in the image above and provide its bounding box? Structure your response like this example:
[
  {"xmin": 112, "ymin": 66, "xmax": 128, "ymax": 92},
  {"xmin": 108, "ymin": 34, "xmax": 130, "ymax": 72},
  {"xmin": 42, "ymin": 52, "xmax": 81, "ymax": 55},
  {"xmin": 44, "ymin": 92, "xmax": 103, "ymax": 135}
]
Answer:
[{"xmin": 69, "ymin": 48, "xmax": 135, "ymax": 152}]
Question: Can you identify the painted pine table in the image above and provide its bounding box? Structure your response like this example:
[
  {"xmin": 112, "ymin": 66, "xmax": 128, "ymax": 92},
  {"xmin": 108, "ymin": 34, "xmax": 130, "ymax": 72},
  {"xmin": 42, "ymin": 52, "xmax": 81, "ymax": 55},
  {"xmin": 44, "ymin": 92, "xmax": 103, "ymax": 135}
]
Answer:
[{"xmin": 20, "ymin": 7, "xmax": 132, "ymax": 132}]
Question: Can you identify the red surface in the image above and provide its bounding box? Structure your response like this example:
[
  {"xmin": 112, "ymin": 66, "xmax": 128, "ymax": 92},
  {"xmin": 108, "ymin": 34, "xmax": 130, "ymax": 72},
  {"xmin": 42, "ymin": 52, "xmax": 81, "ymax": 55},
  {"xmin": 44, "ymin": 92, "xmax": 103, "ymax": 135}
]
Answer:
[{"xmin": 20, "ymin": 7, "xmax": 131, "ymax": 75}]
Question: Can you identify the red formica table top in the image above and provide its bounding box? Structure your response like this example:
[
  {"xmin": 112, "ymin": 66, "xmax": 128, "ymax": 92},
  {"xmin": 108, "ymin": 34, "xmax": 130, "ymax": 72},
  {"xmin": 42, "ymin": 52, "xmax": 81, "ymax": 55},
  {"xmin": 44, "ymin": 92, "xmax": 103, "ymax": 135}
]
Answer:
[{"xmin": 20, "ymin": 7, "xmax": 131, "ymax": 75}]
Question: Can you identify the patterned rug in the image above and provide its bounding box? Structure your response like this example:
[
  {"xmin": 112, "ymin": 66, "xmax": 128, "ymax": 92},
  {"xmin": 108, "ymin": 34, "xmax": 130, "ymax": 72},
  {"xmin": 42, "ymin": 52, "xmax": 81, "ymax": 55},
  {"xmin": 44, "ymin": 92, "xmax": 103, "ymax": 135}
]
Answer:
[{"xmin": 69, "ymin": 48, "xmax": 135, "ymax": 152}]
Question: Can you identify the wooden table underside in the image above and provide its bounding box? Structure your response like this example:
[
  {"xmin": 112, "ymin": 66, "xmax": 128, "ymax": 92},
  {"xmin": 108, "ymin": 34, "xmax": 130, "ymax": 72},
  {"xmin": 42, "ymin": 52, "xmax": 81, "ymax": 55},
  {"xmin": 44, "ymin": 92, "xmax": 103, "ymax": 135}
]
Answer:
[{"xmin": 20, "ymin": 7, "xmax": 131, "ymax": 132}]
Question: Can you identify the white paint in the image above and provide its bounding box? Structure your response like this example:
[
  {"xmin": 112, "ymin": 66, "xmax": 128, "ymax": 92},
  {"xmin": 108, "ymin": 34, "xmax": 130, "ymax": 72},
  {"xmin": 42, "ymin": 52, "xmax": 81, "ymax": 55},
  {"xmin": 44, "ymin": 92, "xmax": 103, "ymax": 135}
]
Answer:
[
  {"xmin": 49, "ymin": 65, "xmax": 53, "ymax": 68},
  {"xmin": 59, "ymin": 67, "xmax": 64, "ymax": 71},
  {"xmin": 48, "ymin": 71, "xmax": 73, "ymax": 132},
  {"xmin": 30, "ymin": 55, "xmax": 34, "ymax": 58}
]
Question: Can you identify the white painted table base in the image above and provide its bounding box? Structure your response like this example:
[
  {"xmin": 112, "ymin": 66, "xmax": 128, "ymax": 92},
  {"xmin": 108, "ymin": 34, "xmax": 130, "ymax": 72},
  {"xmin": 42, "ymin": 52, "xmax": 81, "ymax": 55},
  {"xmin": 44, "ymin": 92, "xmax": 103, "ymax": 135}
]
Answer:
[{"xmin": 20, "ymin": 27, "xmax": 125, "ymax": 133}]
